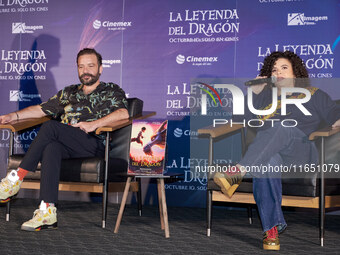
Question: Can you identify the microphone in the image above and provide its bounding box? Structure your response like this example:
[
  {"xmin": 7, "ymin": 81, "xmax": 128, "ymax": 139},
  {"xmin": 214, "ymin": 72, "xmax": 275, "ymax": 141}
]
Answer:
[{"xmin": 244, "ymin": 76, "xmax": 277, "ymax": 86}]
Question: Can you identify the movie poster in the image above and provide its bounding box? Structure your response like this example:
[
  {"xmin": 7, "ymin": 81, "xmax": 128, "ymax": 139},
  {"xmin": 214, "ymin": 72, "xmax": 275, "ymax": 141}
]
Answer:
[{"xmin": 128, "ymin": 120, "xmax": 168, "ymax": 175}]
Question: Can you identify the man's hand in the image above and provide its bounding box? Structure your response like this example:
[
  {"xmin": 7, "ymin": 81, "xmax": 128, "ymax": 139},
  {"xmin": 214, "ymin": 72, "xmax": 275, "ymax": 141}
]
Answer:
[
  {"xmin": 0, "ymin": 106, "xmax": 46, "ymax": 124},
  {"xmin": 332, "ymin": 119, "xmax": 340, "ymax": 129},
  {"xmin": 72, "ymin": 121, "xmax": 98, "ymax": 133},
  {"xmin": 72, "ymin": 108, "xmax": 129, "ymax": 134},
  {"xmin": 0, "ymin": 113, "xmax": 16, "ymax": 124}
]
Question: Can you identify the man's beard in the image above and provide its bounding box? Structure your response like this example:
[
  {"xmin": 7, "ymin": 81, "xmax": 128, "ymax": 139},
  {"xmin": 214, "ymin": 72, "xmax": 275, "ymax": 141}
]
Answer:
[{"xmin": 79, "ymin": 71, "xmax": 101, "ymax": 86}]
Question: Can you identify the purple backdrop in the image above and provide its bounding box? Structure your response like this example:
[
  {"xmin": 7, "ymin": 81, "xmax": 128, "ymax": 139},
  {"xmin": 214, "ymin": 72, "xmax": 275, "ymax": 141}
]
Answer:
[{"xmin": 0, "ymin": 0, "xmax": 339, "ymax": 207}]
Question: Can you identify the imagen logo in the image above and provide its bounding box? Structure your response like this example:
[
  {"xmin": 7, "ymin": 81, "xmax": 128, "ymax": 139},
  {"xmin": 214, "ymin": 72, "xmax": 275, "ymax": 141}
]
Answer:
[
  {"xmin": 12, "ymin": 22, "xmax": 43, "ymax": 34},
  {"xmin": 12, "ymin": 23, "xmax": 25, "ymax": 33},
  {"xmin": 287, "ymin": 13, "xmax": 328, "ymax": 26},
  {"xmin": 9, "ymin": 90, "xmax": 41, "ymax": 102},
  {"xmin": 9, "ymin": 90, "xmax": 21, "ymax": 101},
  {"xmin": 287, "ymin": 13, "xmax": 305, "ymax": 26},
  {"xmin": 102, "ymin": 59, "xmax": 121, "ymax": 68}
]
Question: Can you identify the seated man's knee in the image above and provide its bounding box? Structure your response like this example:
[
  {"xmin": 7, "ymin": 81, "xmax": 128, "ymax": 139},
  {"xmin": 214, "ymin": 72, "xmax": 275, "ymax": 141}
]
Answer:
[{"xmin": 40, "ymin": 120, "xmax": 60, "ymax": 132}]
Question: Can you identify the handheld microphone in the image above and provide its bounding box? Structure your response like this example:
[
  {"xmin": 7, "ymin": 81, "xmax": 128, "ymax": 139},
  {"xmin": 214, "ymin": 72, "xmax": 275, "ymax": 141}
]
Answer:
[{"xmin": 244, "ymin": 76, "xmax": 277, "ymax": 86}]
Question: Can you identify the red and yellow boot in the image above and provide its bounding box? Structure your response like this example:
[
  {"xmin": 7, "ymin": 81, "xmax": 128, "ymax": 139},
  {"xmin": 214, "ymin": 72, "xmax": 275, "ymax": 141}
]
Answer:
[{"xmin": 263, "ymin": 226, "xmax": 280, "ymax": 250}]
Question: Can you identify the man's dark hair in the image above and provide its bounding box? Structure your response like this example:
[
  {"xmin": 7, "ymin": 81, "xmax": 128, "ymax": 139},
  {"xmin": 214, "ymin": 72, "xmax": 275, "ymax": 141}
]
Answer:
[
  {"xmin": 260, "ymin": 51, "xmax": 310, "ymax": 88},
  {"xmin": 77, "ymin": 48, "xmax": 102, "ymax": 66}
]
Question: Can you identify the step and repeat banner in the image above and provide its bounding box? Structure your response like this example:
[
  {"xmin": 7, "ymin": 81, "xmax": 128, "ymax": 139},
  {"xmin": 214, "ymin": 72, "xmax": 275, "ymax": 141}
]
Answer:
[{"xmin": 0, "ymin": 0, "xmax": 339, "ymax": 207}]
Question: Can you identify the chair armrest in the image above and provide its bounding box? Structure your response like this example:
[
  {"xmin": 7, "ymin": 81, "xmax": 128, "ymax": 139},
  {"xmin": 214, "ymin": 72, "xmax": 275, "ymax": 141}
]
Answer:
[
  {"xmin": 198, "ymin": 124, "xmax": 243, "ymax": 138},
  {"xmin": 309, "ymin": 126, "xmax": 340, "ymax": 140},
  {"xmin": 0, "ymin": 116, "xmax": 51, "ymax": 132},
  {"xmin": 95, "ymin": 111, "xmax": 156, "ymax": 135},
  {"xmin": 0, "ymin": 112, "xmax": 155, "ymax": 135}
]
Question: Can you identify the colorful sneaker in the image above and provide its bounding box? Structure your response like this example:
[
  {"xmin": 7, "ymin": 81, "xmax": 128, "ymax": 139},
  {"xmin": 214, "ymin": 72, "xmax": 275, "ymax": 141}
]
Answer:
[
  {"xmin": 213, "ymin": 167, "xmax": 243, "ymax": 198},
  {"xmin": 263, "ymin": 226, "xmax": 280, "ymax": 250},
  {"xmin": 0, "ymin": 170, "xmax": 22, "ymax": 203},
  {"xmin": 21, "ymin": 200, "xmax": 58, "ymax": 231}
]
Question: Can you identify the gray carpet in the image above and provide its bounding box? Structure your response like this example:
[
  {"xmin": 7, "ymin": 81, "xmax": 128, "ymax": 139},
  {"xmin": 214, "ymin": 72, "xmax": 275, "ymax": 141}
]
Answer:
[{"xmin": 0, "ymin": 199, "xmax": 340, "ymax": 254}]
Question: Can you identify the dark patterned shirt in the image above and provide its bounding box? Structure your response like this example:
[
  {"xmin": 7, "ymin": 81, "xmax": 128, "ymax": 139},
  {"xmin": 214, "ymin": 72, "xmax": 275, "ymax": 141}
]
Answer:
[{"xmin": 40, "ymin": 82, "xmax": 128, "ymax": 139}]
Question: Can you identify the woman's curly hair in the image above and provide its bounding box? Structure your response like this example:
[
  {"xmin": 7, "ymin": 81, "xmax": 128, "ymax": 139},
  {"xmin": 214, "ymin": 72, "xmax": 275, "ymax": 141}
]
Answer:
[{"xmin": 259, "ymin": 51, "xmax": 310, "ymax": 88}]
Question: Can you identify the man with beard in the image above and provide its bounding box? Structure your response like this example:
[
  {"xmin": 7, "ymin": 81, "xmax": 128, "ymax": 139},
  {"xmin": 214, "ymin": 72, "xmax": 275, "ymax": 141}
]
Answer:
[{"xmin": 0, "ymin": 48, "xmax": 129, "ymax": 231}]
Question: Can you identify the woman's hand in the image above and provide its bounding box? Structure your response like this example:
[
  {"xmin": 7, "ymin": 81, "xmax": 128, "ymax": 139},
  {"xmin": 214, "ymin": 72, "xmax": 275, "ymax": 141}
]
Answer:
[
  {"xmin": 332, "ymin": 119, "xmax": 340, "ymax": 129},
  {"xmin": 251, "ymin": 76, "xmax": 269, "ymax": 95}
]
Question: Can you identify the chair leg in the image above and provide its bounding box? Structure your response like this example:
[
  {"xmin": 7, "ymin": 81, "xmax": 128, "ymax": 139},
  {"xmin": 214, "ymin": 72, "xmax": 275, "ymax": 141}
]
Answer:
[
  {"xmin": 247, "ymin": 206, "xmax": 253, "ymax": 225},
  {"xmin": 320, "ymin": 201, "xmax": 325, "ymax": 247},
  {"xmin": 102, "ymin": 131, "xmax": 110, "ymax": 229},
  {"xmin": 319, "ymin": 137, "xmax": 325, "ymax": 247},
  {"xmin": 102, "ymin": 184, "xmax": 108, "ymax": 229},
  {"xmin": 207, "ymin": 135, "xmax": 214, "ymax": 237},
  {"xmin": 207, "ymin": 189, "xmax": 212, "ymax": 237},
  {"xmin": 137, "ymin": 177, "xmax": 142, "ymax": 216},
  {"xmin": 6, "ymin": 201, "xmax": 10, "ymax": 222}
]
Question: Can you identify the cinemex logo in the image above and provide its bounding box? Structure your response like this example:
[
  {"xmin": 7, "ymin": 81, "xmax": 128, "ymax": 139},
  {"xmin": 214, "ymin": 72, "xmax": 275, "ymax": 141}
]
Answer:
[
  {"xmin": 288, "ymin": 13, "xmax": 328, "ymax": 26},
  {"xmin": 174, "ymin": 128, "xmax": 183, "ymax": 137},
  {"xmin": 92, "ymin": 19, "xmax": 132, "ymax": 31},
  {"xmin": 12, "ymin": 23, "xmax": 43, "ymax": 34},
  {"xmin": 173, "ymin": 128, "xmax": 198, "ymax": 138},
  {"xmin": 10, "ymin": 90, "xmax": 41, "ymax": 102},
  {"xmin": 176, "ymin": 54, "xmax": 218, "ymax": 66},
  {"xmin": 93, "ymin": 20, "xmax": 102, "ymax": 29},
  {"xmin": 176, "ymin": 55, "xmax": 185, "ymax": 64}
]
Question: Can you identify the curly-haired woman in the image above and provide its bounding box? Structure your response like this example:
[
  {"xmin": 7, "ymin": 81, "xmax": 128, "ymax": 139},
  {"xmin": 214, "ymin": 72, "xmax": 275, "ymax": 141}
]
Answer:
[{"xmin": 214, "ymin": 51, "xmax": 340, "ymax": 250}]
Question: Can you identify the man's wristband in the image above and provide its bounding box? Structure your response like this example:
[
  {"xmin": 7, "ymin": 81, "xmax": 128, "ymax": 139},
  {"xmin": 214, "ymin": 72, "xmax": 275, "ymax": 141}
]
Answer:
[{"xmin": 15, "ymin": 112, "xmax": 19, "ymax": 121}]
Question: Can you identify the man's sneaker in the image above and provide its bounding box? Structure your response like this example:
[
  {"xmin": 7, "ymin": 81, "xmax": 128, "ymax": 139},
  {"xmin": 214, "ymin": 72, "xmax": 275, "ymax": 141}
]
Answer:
[
  {"xmin": 21, "ymin": 200, "xmax": 58, "ymax": 231},
  {"xmin": 213, "ymin": 167, "xmax": 243, "ymax": 198},
  {"xmin": 0, "ymin": 170, "xmax": 22, "ymax": 203},
  {"xmin": 263, "ymin": 226, "xmax": 280, "ymax": 250}
]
